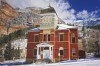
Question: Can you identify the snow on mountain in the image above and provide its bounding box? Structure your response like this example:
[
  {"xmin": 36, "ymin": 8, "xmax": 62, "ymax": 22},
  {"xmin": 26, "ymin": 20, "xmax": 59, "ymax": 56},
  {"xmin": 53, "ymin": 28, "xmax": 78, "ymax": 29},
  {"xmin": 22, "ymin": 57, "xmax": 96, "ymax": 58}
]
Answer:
[
  {"xmin": 11, "ymin": 39, "xmax": 27, "ymax": 49},
  {"xmin": 64, "ymin": 18, "xmax": 100, "ymax": 26}
]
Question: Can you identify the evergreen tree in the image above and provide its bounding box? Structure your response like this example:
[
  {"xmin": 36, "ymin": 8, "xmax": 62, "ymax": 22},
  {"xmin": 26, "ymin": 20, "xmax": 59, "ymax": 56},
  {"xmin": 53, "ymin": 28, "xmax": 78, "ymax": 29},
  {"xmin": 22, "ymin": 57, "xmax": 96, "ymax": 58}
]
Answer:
[{"xmin": 4, "ymin": 42, "xmax": 13, "ymax": 60}]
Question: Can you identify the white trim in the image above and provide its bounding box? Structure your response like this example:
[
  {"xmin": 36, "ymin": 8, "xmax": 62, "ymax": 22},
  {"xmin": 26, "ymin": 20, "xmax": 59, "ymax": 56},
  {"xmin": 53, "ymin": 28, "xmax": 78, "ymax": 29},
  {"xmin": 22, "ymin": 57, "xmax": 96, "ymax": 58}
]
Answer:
[
  {"xmin": 36, "ymin": 42, "xmax": 53, "ymax": 47},
  {"xmin": 59, "ymin": 47, "xmax": 64, "ymax": 50},
  {"xmin": 36, "ymin": 42, "xmax": 53, "ymax": 59},
  {"xmin": 59, "ymin": 47, "xmax": 64, "ymax": 56}
]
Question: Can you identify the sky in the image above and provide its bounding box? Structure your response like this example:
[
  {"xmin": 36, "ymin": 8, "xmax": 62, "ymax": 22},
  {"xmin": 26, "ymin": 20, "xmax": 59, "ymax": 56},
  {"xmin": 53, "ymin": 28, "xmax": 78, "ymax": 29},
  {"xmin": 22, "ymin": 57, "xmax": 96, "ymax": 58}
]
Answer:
[{"xmin": 6, "ymin": 0, "xmax": 100, "ymax": 21}]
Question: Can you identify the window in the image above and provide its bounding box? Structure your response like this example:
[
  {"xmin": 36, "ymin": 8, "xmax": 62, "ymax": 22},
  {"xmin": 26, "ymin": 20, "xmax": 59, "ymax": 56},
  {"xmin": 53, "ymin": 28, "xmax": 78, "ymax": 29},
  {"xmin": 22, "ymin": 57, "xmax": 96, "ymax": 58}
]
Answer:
[
  {"xmin": 59, "ymin": 47, "xmax": 64, "ymax": 56},
  {"xmin": 43, "ymin": 34, "xmax": 46, "ymax": 41},
  {"xmin": 48, "ymin": 34, "xmax": 50, "ymax": 41},
  {"xmin": 71, "ymin": 33, "xmax": 75, "ymax": 43},
  {"xmin": 44, "ymin": 47, "xmax": 49, "ymax": 50},
  {"xmin": 72, "ymin": 37, "xmax": 75, "ymax": 43},
  {"xmin": 60, "ymin": 50, "xmax": 63, "ymax": 55},
  {"xmin": 59, "ymin": 34, "xmax": 64, "ymax": 41},
  {"xmin": 34, "ymin": 34, "xmax": 39, "ymax": 42},
  {"xmin": 72, "ymin": 48, "xmax": 76, "ymax": 55},
  {"xmin": 34, "ymin": 49, "xmax": 37, "ymax": 56},
  {"xmin": 72, "ymin": 48, "xmax": 76, "ymax": 53}
]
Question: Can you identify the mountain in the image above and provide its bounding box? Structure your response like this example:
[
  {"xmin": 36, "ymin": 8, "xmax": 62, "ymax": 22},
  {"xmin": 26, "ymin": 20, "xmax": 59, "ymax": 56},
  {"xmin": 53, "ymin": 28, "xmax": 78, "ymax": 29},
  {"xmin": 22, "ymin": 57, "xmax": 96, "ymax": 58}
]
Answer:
[
  {"xmin": 0, "ymin": 0, "xmax": 18, "ymax": 25},
  {"xmin": 64, "ymin": 18, "xmax": 100, "ymax": 27},
  {"xmin": 0, "ymin": 0, "xmax": 18, "ymax": 37}
]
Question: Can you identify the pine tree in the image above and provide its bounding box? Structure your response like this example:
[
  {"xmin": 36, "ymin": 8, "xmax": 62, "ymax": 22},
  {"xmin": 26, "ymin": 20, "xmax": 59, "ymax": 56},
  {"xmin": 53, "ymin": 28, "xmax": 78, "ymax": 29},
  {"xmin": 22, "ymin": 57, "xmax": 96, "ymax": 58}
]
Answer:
[{"xmin": 4, "ymin": 42, "xmax": 13, "ymax": 60}]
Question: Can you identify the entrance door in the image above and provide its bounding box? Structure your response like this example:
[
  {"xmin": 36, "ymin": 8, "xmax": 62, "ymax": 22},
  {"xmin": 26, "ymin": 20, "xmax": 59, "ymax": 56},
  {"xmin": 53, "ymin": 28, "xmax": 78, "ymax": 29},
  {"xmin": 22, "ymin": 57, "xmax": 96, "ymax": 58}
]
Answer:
[{"xmin": 43, "ymin": 47, "xmax": 50, "ymax": 59}]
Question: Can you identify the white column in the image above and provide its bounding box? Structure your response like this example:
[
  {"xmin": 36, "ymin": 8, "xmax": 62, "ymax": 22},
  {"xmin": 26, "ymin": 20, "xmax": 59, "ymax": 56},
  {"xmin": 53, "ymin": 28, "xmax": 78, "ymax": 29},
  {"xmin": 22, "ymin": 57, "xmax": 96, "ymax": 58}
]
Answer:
[
  {"xmin": 37, "ymin": 46, "xmax": 39, "ymax": 59},
  {"xmin": 49, "ymin": 46, "xmax": 52, "ymax": 59},
  {"xmin": 39, "ymin": 47, "xmax": 42, "ymax": 59},
  {"xmin": 37, "ymin": 47, "xmax": 41, "ymax": 59}
]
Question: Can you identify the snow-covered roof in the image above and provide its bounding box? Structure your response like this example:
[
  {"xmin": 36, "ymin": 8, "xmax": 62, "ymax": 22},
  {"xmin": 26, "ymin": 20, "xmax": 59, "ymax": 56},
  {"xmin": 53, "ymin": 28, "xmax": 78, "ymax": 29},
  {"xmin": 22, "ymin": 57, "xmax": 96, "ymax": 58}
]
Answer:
[
  {"xmin": 57, "ymin": 24, "xmax": 77, "ymax": 30},
  {"xmin": 28, "ymin": 28, "xmax": 40, "ymax": 32},
  {"xmin": 28, "ymin": 24, "xmax": 77, "ymax": 32},
  {"xmin": 37, "ymin": 42, "xmax": 53, "ymax": 47}
]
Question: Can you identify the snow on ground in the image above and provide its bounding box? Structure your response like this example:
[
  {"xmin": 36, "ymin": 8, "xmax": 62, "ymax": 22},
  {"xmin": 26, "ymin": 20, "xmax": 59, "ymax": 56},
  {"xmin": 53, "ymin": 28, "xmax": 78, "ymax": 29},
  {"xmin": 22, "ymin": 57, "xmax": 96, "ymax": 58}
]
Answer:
[
  {"xmin": 25, "ymin": 60, "xmax": 100, "ymax": 66},
  {"xmin": 1, "ymin": 58, "xmax": 100, "ymax": 66}
]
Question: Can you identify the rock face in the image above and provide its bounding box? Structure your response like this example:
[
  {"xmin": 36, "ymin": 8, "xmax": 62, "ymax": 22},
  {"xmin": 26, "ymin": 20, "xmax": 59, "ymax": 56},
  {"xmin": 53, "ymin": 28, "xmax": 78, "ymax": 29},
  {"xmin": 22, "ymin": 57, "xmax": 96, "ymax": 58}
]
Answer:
[
  {"xmin": 0, "ymin": 0, "xmax": 18, "ymax": 37},
  {"xmin": 0, "ymin": 0, "xmax": 18, "ymax": 25}
]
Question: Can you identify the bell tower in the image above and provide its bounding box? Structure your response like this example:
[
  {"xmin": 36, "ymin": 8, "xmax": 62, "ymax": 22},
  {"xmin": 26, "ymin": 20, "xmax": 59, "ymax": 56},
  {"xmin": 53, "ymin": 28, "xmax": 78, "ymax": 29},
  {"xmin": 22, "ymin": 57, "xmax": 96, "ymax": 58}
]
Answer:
[{"xmin": 40, "ymin": 3, "xmax": 58, "ymax": 30}]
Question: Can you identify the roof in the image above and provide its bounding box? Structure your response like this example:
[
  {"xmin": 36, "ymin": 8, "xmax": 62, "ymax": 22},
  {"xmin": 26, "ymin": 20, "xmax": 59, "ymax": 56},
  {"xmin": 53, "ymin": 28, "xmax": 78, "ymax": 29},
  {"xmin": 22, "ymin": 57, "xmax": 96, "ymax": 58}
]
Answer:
[
  {"xmin": 36, "ymin": 42, "xmax": 53, "ymax": 47},
  {"xmin": 40, "ymin": 6, "xmax": 56, "ymax": 14},
  {"xmin": 28, "ymin": 24, "xmax": 77, "ymax": 32},
  {"xmin": 28, "ymin": 28, "xmax": 40, "ymax": 32},
  {"xmin": 57, "ymin": 24, "xmax": 78, "ymax": 30}
]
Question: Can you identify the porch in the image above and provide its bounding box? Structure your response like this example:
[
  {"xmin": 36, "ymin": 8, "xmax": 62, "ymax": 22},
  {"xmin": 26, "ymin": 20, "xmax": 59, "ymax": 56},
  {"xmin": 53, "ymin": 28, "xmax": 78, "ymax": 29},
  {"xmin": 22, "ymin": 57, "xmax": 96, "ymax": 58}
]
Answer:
[{"xmin": 36, "ymin": 42, "xmax": 53, "ymax": 60}]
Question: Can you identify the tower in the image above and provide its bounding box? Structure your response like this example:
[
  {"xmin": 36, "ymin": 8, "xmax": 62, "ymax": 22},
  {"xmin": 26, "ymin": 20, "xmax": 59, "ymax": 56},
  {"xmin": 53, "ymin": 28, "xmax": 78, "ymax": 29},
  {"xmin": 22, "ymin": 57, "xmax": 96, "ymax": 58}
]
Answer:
[{"xmin": 40, "ymin": 4, "xmax": 58, "ymax": 29}]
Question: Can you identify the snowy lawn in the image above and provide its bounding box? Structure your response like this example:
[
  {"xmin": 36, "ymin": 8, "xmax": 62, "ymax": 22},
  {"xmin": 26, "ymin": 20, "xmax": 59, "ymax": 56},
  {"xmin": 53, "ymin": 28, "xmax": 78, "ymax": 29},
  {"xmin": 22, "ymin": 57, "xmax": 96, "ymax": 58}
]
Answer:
[
  {"xmin": 1, "ymin": 58, "xmax": 100, "ymax": 66},
  {"xmin": 24, "ymin": 58, "xmax": 100, "ymax": 66}
]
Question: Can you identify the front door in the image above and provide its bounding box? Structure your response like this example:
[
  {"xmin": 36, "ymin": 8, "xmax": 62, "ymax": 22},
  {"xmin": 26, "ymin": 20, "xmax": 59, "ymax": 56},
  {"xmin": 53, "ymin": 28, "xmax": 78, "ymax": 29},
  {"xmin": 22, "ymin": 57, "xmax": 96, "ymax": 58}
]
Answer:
[{"xmin": 43, "ymin": 47, "xmax": 50, "ymax": 59}]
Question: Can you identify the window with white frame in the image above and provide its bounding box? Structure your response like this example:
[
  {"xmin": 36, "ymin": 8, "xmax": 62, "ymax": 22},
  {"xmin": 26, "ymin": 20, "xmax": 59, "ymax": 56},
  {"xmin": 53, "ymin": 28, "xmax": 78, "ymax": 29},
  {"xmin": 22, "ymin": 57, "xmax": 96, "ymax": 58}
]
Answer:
[
  {"xmin": 59, "ymin": 47, "xmax": 64, "ymax": 56},
  {"xmin": 34, "ymin": 34, "xmax": 39, "ymax": 42},
  {"xmin": 59, "ymin": 33, "xmax": 64, "ymax": 41},
  {"xmin": 71, "ymin": 33, "xmax": 75, "ymax": 43}
]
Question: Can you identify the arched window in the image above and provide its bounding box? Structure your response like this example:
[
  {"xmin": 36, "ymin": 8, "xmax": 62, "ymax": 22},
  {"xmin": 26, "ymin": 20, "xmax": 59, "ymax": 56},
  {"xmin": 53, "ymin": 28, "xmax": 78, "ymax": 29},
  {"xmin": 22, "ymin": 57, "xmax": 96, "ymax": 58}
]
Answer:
[
  {"xmin": 59, "ymin": 47, "xmax": 64, "ymax": 56},
  {"xmin": 71, "ymin": 33, "xmax": 75, "ymax": 43}
]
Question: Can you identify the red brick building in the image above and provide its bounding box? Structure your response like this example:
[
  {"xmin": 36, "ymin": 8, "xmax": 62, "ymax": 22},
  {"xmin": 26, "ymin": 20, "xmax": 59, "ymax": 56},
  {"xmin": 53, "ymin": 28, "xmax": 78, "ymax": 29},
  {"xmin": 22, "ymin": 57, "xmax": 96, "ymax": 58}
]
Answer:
[{"xmin": 26, "ymin": 5, "xmax": 79, "ymax": 63}]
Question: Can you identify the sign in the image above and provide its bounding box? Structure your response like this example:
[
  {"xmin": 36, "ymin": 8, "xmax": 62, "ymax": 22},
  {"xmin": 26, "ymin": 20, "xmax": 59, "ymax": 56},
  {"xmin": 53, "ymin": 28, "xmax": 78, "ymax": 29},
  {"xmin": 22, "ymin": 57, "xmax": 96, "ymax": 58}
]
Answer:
[{"xmin": 43, "ymin": 29, "xmax": 50, "ymax": 34}]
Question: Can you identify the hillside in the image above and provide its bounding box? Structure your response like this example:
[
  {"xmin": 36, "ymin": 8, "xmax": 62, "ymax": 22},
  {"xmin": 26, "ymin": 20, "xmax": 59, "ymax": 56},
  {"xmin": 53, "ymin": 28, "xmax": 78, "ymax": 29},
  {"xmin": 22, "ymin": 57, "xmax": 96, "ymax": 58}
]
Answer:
[
  {"xmin": 0, "ymin": 0, "xmax": 17, "ymax": 37},
  {"xmin": 0, "ymin": 0, "xmax": 18, "ymax": 25},
  {"xmin": 0, "ymin": 1, "xmax": 28, "ymax": 37}
]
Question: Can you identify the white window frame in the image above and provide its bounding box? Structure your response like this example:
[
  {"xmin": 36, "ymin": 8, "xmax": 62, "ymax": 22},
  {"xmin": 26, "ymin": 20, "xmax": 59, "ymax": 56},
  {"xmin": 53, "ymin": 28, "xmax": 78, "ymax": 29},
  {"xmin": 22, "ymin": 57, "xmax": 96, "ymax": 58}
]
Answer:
[
  {"xmin": 59, "ymin": 47, "xmax": 64, "ymax": 56},
  {"xmin": 71, "ymin": 33, "xmax": 76, "ymax": 43},
  {"xmin": 59, "ymin": 33, "xmax": 64, "ymax": 41},
  {"xmin": 34, "ymin": 34, "xmax": 39, "ymax": 42}
]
